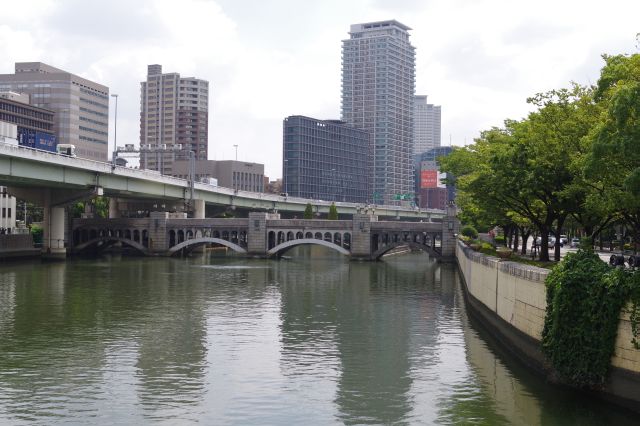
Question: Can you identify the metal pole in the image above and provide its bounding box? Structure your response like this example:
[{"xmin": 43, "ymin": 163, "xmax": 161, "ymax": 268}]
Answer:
[
  {"xmin": 111, "ymin": 94, "xmax": 118, "ymax": 166},
  {"xmin": 283, "ymin": 159, "xmax": 288, "ymax": 195},
  {"xmin": 189, "ymin": 150, "xmax": 195, "ymax": 206},
  {"xmin": 233, "ymin": 144, "xmax": 238, "ymax": 161}
]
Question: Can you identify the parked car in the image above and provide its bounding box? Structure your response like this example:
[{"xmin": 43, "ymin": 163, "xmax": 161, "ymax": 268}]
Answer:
[
  {"xmin": 535, "ymin": 235, "xmax": 557, "ymax": 247},
  {"xmin": 560, "ymin": 235, "xmax": 568, "ymax": 245},
  {"xmin": 570, "ymin": 238, "xmax": 580, "ymax": 248}
]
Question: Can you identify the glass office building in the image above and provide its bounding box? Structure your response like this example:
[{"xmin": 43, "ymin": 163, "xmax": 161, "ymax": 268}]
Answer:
[
  {"xmin": 283, "ymin": 116, "xmax": 370, "ymax": 203},
  {"xmin": 341, "ymin": 20, "xmax": 416, "ymax": 205},
  {"xmin": 414, "ymin": 146, "xmax": 455, "ymax": 207}
]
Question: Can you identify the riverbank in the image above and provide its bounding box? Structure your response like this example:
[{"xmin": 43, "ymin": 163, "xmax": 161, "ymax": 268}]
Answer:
[{"xmin": 456, "ymin": 240, "xmax": 640, "ymax": 412}]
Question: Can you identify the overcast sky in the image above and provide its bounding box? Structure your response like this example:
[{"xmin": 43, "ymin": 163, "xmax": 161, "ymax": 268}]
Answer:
[{"xmin": 1, "ymin": 0, "xmax": 638, "ymax": 178}]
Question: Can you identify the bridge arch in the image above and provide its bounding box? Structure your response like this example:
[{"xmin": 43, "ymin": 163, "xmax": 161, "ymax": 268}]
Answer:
[
  {"xmin": 267, "ymin": 238, "xmax": 350, "ymax": 257},
  {"xmin": 73, "ymin": 236, "xmax": 150, "ymax": 255},
  {"xmin": 371, "ymin": 241, "xmax": 440, "ymax": 260},
  {"xmin": 167, "ymin": 237, "xmax": 247, "ymax": 256}
]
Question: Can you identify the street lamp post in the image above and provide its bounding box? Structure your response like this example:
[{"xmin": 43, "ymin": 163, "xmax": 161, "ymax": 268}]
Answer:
[{"xmin": 111, "ymin": 94, "xmax": 118, "ymax": 167}]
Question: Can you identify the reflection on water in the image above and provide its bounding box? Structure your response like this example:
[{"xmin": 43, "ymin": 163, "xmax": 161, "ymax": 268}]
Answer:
[{"xmin": 0, "ymin": 247, "xmax": 635, "ymax": 424}]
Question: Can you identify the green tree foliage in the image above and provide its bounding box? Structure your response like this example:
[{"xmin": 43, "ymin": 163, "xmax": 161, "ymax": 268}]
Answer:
[
  {"xmin": 460, "ymin": 225, "xmax": 478, "ymax": 239},
  {"xmin": 304, "ymin": 203, "xmax": 313, "ymax": 219},
  {"xmin": 328, "ymin": 203, "xmax": 338, "ymax": 220},
  {"xmin": 71, "ymin": 197, "xmax": 110, "ymax": 219},
  {"xmin": 587, "ymin": 53, "xmax": 640, "ymax": 248},
  {"xmin": 30, "ymin": 225, "xmax": 43, "ymax": 245},
  {"xmin": 441, "ymin": 85, "xmax": 602, "ymax": 261}
]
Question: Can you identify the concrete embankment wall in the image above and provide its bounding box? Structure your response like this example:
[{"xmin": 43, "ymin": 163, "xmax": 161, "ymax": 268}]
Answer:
[
  {"xmin": 456, "ymin": 241, "xmax": 640, "ymax": 411},
  {"xmin": 0, "ymin": 234, "xmax": 38, "ymax": 259}
]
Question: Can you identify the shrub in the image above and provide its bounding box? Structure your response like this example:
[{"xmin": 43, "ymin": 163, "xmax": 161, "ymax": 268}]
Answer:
[
  {"xmin": 461, "ymin": 225, "xmax": 478, "ymax": 239},
  {"xmin": 303, "ymin": 203, "xmax": 313, "ymax": 219},
  {"xmin": 542, "ymin": 249, "xmax": 635, "ymax": 388},
  {"xmin": 328, "ymin": 203, "xmax": 338, "ymax": 220},
  {"xmin": 31, "ymin": 225, "xmax": 43, "ymax": 245},
  {"xmin": 494, "ymin": 235, "xmax": 505, "ymax": 244}
]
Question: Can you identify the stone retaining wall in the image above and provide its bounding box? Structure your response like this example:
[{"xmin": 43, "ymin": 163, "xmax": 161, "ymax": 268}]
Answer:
[{"xmin": 456, "ymin": 240, "xmax": 640, "ymax": 411}]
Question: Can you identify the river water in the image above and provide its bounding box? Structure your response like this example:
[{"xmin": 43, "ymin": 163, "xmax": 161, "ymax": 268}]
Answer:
[{"xmin": 0, "ymin": 249, "xmax": 636, "ymax": 425}]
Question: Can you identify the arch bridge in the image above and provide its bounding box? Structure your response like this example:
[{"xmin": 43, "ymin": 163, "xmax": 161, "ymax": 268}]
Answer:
[{"xmin": 71, "ymin": 210, "xmax": 458, "ymax": 261}]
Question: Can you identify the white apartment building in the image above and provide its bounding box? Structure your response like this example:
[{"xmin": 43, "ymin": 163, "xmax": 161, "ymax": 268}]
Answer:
[
  {"xmin": 341, "ymin": 20, "xmax": 416, "ymax": 205},
  {"xmin": 413, "ymin": 95, "xmax": 441, "ymax": 155}
]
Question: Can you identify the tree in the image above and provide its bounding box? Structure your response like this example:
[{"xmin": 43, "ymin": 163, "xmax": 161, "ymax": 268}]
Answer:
[
  {"xmin": 71, "ymin": 197, "xmax": 110, "ymax": 219},
  {"xmin": 328, "ymin": 203, "xmax": 338, "ymax": 220},
  {"xmin": 441, "ymin": 84, "xmax": 599, "ymax": 261},
  {"xmin": 586, "ymin": 53, "xmax": 640, "ymax": 250},
  {"xmin": 303, "ymin": 203, "xmax": 313, "ymax": 219}
]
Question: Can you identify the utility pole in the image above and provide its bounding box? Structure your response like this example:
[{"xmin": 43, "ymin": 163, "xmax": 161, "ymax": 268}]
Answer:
[{"xmin": 111, "ymin": 94, "xmax": 118, "ymax": 167}]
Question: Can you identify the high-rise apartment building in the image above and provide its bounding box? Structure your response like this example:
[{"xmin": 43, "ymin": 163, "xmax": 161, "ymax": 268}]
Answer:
[
  {"xmin": 341, "ymin": 20, "xmax": 416, "ymax": 205},
  {"xmin": 283, "ymin": 116, "xmax": 370, "ymax": 203},
  {"xmin": 413, "ymin": 95, "xmax": 441, "ymax": 155},
  {"xmin": 139, "ymin": 64, "xmax": 209, "ymax": 174},
  {"xmin": 0, "ymin": 62, "xmax": 109, "ymax": 161}
]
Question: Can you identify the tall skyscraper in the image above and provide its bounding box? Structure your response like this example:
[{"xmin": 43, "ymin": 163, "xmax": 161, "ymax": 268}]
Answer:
[
  {"xmin": 0, "ymin": 62, "xmax": 109, "ymax": 161},
  {"xmin": 413, "ymin": 95, "xmax": 441, "ymax": 155},
  {"xmin": 139, "ymin": 64, "xmax": 209, "ymax": 174},
  {"xmin": 341, "ymin": 20, "xmax": 416, "ymax": 205}
]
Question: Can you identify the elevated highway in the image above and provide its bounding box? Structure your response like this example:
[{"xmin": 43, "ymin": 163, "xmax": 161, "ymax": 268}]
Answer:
[
  {"xmin": 0, "ymin": 142, "xmax": 444, "ymax": 220},
  {"xmin": 0, "ymin": 142, "xmax": 448, "ymax": 257}
]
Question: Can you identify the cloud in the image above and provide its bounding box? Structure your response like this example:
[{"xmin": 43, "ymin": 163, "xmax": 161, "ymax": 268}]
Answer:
[{"xmin": 1, "ymin": 0, "xmax": 640, "ymax": 177}]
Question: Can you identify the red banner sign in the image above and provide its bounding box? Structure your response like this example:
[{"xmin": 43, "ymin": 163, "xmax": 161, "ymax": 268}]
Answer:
[{"xmin": 420, "ymin": 170, "xmax": 438, "ymax": 188}]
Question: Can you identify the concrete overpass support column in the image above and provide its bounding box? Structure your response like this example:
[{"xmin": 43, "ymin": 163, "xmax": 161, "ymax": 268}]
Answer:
[
  {"xmin": 351, "ymin": 213, "xmax": 377, "ymax": 260},
  {"xmin": 193, "ymin": 199, "xmax": 205, "ymax": 219},
  {"xmin": 43, "ymin": 205, "xmax": 67, "ymax": 259},
  {"xmin": 440, "ymin": 203, "xmax": 459, "ymax": 262}
]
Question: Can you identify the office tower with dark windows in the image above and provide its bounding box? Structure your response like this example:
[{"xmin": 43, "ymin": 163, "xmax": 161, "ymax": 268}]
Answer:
[
  {"xmin": 283, "ymin": 115, "xmax": 370, "ymax": 203},
  {"xmin": 139, "ymin": 64, "xmax": 209, "ymax": 174},
  {"xmin": 341, "ymin": 20, "xmax": 416, "ymax": 205},
  {"xmin": 0, "ymin": 62, "xmax": 109, "ymax": 161},
  {"xmin": 413, "ymin": 95, "xmax": 441, "ymax": 155},
  {"xmin": 414, "ymin": 146, "xmax": 455, "ymax": 209}
]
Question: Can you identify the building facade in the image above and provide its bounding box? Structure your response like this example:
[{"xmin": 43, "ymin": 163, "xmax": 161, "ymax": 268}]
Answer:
[
  {"xmin": 341, "ymin": 20, "xmax": 416, "ymax": 205},
  {"xmin": 171, "ymin": 159, "xmax": 264, "ymax": 193},
  {"xmin": 413, "ymin": 95, "xmax": 441, "ymax": 155},
  {"xmin": 415, "ymin": 146, "xmax": 454, "ymax": 209},
  {"xmin": 0, "ymin": 93, "xmax": 55, "ymax": 137},
  {"xmin": 139, "ymin": 64, "xmax": 209, "ymax": 174},
  {"xmin": 0, "ymin": 62, "xmax": 109, "ymax": 161},
  {"xmin": 283, "ymin": 115, "xmax": 370, "ymax": 203}
]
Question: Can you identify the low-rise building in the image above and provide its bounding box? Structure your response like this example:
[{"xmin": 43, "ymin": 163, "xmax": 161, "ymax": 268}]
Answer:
[{"xmin": 171, "ymin": 159, "xmax": 264, "ymax": 193}]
